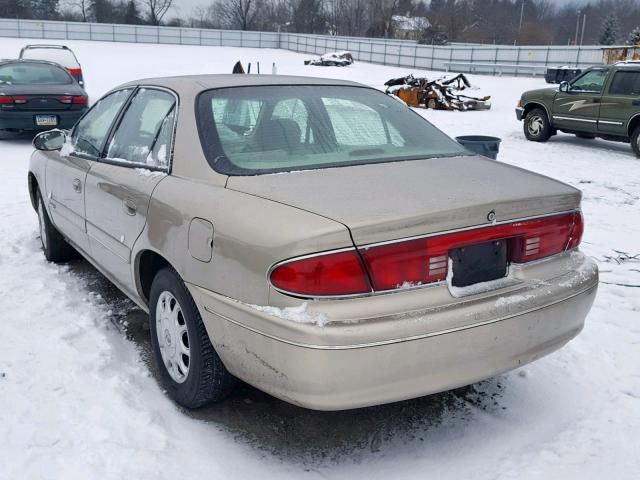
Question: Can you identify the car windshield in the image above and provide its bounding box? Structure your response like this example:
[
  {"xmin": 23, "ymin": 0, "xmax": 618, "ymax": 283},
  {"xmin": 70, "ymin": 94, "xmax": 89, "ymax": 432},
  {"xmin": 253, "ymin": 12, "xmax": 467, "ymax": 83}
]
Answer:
[
  {"xmin": 197, "ymin": 85, "xmax": 468, "ymax": 175},
  {"xmin": 0, "ymin": 63, "xmax": 72, "ymax": 85}
]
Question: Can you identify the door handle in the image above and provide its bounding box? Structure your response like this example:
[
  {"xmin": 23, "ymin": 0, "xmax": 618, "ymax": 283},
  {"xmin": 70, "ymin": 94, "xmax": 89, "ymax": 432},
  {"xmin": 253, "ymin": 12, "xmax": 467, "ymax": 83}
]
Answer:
[
  {"xmin": 72, "ymin": 178, "xmax": 82, "ymax": 193},
  {"xmin": 592, "ymin": 97, "xmax": 601, "ymax": 103},
  {"xmin": 123, "ymin": 198, "xmax": 137, "ymax": 216}
]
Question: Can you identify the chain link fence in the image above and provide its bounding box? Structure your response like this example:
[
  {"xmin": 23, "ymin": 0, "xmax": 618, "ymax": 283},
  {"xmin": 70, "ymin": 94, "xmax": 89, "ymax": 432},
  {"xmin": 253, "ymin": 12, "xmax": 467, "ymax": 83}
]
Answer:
[{"xmin": 0, "ymin": 18, "xmax": 604, "ymax": 76}]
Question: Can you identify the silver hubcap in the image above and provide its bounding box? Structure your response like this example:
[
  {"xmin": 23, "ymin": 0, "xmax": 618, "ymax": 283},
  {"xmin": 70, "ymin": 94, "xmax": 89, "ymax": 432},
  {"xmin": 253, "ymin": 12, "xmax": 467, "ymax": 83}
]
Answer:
[
  {"xmin": 156, "ymin": 291, "xmax": 190, "ymax": 383},
  {"xmin": 37, "ymin": 199, "xmax": 47, "ymax": 249},
  {"xmin": 527, "ymin": 115, "xmax": 544, "ymax": 136}
]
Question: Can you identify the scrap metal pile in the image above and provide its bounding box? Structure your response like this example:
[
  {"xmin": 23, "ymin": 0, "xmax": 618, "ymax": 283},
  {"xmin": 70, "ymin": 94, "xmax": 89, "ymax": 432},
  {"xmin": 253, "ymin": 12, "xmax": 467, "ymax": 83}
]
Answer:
[
  {"xmin": 304, "ymin": 51, "xmax": 354, "ymax": 67},
  {"xmin": 385, "ymin": 73, "xmax": 491, "ymax": 111}
]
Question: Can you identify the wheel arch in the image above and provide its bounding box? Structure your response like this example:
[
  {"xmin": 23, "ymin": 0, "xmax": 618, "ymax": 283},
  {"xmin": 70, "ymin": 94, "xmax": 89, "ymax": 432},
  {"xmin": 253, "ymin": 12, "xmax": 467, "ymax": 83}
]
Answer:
[
  {"xmin": 523, "ymin": 101, "xmax": 552, "ymax": 124},
  {"xmin": 627, "ymin": 113, "xmax": 640, "ymax": 138},
  {"xmin": 27, "ymin": 171, "xmax": 39, "ymax": 210},
  {"xmin": 135, "ymin": 249, "xmax": 179, "ymax": 306}
]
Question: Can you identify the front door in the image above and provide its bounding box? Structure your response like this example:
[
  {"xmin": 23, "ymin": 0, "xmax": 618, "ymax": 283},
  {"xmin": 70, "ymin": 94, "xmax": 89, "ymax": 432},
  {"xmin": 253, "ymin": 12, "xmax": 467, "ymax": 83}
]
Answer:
[
  {"xmin": 598, "ymin": 69, "xmax": 640, "ymax": 136},
  {"xmin": 552, "ymin": 68, "xmax": 609, "ymax": 133},
  {"xmin": 84, "ymin": 87, "xmax": 177, "ymax": 296},
  {"xmin": 45, "ymin": 88, "xmax": 133, "ymax": 253}
]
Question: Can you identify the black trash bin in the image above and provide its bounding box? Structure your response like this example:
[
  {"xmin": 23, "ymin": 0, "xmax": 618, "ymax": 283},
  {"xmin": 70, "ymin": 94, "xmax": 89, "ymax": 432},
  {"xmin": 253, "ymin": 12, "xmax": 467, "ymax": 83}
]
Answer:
[
  {"xmin": 456, "ymin": 135, "xmax": 502, "ymax": 160},
  {"xmin": 545, "ymin": 67, "xmax": 560, "ymax": 84}
]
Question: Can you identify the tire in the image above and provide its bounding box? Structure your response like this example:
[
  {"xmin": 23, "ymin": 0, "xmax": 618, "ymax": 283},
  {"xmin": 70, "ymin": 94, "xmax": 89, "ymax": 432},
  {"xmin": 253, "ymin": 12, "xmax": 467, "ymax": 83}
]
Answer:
[
  {"xmin": 426, "ymin": 98, "xmax": 438, "ymax": 109},
  {"xmin": 524, "ymin": 108, "xmax": 552, "ymax": 142},
  {"xmin": 575, "ymin": 133, "xmax": 596, "ymax": 139},
  {"xmin": 36, "ymin": 190, "xmax": 77, "ymax": 262},
  {"xmin": 150, "ymin": 267, "xmax": 236, "ymax": 408},
  {"xmin": 631, "ymin": 126, "xmax": 640, "ymax": 158}
]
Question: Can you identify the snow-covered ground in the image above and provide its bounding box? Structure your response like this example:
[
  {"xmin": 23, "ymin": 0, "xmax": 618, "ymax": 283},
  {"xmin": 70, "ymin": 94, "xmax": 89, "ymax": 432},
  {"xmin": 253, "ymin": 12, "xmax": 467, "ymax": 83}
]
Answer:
[{"xmin": 0, "ymin": 38, "xmax": 638, "ymax": 479}]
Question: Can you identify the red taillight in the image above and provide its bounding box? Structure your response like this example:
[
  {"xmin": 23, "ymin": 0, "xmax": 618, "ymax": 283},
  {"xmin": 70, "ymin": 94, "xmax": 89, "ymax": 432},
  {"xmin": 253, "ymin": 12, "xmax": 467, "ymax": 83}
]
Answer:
[
  {"xmin": 66, "ymin": 67, "xmax": 82, "ymax": 76},
  {"xmin": 270, "ymin": 250, "xmax": 372, "ymax": 297},
  {"xmin": 0, "ymin": 95, "xmax": 27, "ymax": 105},
  {"xmin": 270, "ymin": 212, "xmax": 583, "ymax": 297},
  {"xmin": 58, "ymin": 95, "xmax": 86, "ymax": 105},
  {"xmin": 510, "ymin": 213, "xmax": 582, "ymax": 262},
  {"xmin": 567, "ymin": 211, "xmax": 584, "ymax": 250}
]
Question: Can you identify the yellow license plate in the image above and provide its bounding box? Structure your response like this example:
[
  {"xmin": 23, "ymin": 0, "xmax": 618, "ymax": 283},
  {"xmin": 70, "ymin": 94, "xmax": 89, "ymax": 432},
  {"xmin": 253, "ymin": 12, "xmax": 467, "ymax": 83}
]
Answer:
[{"xmin": 35, "ymin": 115, "xmax": 58, "ymax": 126}]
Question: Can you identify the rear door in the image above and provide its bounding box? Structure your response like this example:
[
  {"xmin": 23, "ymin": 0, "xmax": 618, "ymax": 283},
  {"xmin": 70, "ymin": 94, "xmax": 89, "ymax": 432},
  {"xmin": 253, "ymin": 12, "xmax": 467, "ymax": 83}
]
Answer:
[
  {"xmin": 84, "ymin": 87, "xmax": 177, "ymax": 295},
  {"xmin": 45, "ymin": 88, "xmax": 132, "ymax": 253},
  {"xmin": 598, "ymin": 69, "xmax": 640, "ymax": 136},
  {"xmin": 552, "ymin": 68, "xmax": 609, "ymax": 133}
]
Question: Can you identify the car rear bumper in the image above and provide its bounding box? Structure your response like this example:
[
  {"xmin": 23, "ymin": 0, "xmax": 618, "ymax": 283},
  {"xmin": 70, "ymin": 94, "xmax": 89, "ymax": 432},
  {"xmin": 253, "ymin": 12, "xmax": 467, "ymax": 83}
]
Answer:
[
  {"xmin": 189, "ymin": 251, "xmax": 598, "ymax": 410},
  {"xmin": 0, "ymin": 109, "xmax": 85, "ymax": 131},
  {"xmin": 516, "ymin": 107, "xmax": 525, "ymax": 121}
]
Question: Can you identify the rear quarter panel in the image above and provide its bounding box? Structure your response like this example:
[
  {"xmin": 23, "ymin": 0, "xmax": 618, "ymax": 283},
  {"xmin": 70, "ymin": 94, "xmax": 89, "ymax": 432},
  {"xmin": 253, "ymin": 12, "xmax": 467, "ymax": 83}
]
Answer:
[{"xmin": 133, "ymin": 175, "xmax": 354, "ymax": 306}]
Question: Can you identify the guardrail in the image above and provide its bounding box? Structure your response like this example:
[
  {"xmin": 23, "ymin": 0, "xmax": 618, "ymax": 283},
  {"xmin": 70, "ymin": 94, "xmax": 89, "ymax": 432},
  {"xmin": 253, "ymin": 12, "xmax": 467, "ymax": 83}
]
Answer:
[
  {"xmin": 444, "ymin": 61, "xmax": 548, "ymax": 77},
  {"xmin": 0, "ymin": 18, "xmax": 605, "ymax": 76}
]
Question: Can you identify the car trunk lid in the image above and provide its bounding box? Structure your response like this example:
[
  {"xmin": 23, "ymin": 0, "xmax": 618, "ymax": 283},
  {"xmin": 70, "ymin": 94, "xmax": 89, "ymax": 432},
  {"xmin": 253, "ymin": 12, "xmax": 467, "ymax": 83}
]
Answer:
[
  {"xmin": 226, "ymin": 155, "xmax": 582, "ymax": 247},
  {"xmin": 0, "ymin": 84, "xmax": 83, "ymax": 111}
]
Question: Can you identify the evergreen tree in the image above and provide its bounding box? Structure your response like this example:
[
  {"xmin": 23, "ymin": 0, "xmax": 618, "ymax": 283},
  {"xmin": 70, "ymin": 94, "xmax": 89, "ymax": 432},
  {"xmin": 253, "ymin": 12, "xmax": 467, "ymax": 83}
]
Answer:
[
  {"xmin": 30, "ymin": 0, "xmax": 58, "ymax": 19},
  {"xmin": 123, "ymin": 0, "xmax": 143, "ymax": 24},
  {"xmin": 627, "ymin": 27, "xmax": 640, "ymax": 45},
  {"xmin": 599, "ymin": 14, "xmax": 621, "ymax": 45}
]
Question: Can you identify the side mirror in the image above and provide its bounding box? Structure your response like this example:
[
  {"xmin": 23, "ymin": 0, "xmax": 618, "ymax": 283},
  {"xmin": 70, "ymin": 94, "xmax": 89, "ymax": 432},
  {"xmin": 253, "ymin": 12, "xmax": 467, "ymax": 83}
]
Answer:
[
  {"xmin": 33, "ymin": 129, "xmax": 66, "ymax": 151},
  {"xmin": 559, "ymin": 81, "xmax": 570, "ymax": 93}
]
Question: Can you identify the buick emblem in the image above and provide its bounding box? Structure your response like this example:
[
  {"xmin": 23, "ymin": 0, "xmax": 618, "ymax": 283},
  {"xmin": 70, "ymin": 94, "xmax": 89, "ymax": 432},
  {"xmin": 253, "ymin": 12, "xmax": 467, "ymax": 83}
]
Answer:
[{"xmin": 487, "ymin": 210, "xmax": 496, "ymax": 222}]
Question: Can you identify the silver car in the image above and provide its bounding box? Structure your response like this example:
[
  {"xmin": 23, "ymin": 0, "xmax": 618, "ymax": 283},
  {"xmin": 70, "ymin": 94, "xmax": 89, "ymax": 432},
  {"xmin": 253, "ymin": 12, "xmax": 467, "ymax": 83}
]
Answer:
[{"xmin": 28, "ymin": 75, "xmax": 598, "ymax": 410}]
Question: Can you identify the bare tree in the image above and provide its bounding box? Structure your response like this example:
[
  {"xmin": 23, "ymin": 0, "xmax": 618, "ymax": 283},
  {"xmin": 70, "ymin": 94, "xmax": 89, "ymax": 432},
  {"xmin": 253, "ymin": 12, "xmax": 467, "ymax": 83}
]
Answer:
[
  {"xmin": 218, "ymin": 0, "xmax": 258, "ymax": 30},
  {"xmin": 141, "ymin": 0, "xmax": 172, "ymax": 25}
]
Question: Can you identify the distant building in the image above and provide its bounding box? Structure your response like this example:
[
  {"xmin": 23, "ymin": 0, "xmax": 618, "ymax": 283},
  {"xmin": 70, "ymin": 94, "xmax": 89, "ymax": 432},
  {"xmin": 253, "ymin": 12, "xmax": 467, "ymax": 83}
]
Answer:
[{"xmin": 391, "ymin": 15, "xmax": 431, "ymax": 40}]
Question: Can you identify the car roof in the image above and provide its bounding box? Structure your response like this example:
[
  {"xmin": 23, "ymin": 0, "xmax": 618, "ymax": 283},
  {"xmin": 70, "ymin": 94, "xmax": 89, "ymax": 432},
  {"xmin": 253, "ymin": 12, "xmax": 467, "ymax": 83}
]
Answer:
[
  {"xmin": 116, "ymin": 74, "xmax": 367, "ymax": 95},
  {"xmin": 0, "ymin": 58, "xmax": 66, "ymax": 68},
  {"xmin": 612, "ymin": 61, "xmax": 640, "ymax": 68}
]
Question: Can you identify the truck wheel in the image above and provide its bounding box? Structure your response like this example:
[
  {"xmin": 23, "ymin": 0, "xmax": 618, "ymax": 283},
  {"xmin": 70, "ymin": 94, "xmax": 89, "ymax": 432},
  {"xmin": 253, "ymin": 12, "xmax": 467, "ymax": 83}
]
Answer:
[
  {"xmin": 150, "ymin": 267, "xmax": 236, "ymax": 408},
  {"xmin": 36, "ymin": 191, "xmax": 77, "ymax": 262},
  {"xmin": 524, "ymin": 108, "xmax": 552, "ymax": 142},
  {"xmin": 631, "ymin": 126, "xmax": 640, "ymax": 158}
]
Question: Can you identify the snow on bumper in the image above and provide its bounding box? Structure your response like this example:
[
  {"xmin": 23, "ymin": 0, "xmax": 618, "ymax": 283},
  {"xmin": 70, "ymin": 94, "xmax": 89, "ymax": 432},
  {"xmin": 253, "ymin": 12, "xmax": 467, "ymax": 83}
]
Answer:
[{"xmin": 188, "ymin": 252, "xmax": 598, "ymax": 410}]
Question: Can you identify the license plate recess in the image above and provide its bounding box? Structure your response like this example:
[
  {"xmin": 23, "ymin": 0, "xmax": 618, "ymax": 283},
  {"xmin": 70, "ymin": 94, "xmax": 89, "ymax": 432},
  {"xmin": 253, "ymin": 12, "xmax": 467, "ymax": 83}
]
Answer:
[{"xmin": 449, "ymin": 240, "xmax": 508, "ymax": 288}]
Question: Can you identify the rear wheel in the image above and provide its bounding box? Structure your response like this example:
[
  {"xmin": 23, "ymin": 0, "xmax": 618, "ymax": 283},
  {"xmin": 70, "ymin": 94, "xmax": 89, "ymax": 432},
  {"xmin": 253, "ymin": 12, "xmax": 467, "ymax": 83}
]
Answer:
[
  {"xmin": 36, "ymin": 191, "xmax": 77, "ymax": 262},
  {"xmin": 631, "ymin": 126, "xmax": 640, "ymax": 158},
  {"xmin": 150, "ymin": 267, "xmax": 236, "ymax": 408},
  {"xmin": 524, "ymin": 108, "xmax": 552, "ymax": 142}
]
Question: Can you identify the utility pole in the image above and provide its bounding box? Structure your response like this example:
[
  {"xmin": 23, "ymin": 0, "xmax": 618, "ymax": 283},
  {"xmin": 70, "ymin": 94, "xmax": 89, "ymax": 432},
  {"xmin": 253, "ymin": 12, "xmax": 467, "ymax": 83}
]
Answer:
[
  {"xmin": 519, "ymin": 0, "xmax": 525, "ymax": 33},
  {"xmin": 574, "ymin": 12, "xmax": 580, "ymax": 45},
  {"xmin": 580, "ymin": 14, "xmax": 587, "ymax": 46}
]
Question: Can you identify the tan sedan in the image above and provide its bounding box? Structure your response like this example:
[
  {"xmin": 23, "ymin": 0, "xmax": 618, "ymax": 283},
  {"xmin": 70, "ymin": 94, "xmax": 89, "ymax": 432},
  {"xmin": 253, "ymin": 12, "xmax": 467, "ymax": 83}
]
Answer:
[{"xmin": 28, "ymin": 75, "xmax": 598, "ymax": 410}]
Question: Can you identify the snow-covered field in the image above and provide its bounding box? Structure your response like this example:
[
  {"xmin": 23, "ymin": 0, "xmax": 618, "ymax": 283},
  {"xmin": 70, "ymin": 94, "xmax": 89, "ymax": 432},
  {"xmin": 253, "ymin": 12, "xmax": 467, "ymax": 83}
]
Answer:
[{"xmin": 0, "ymin": 38, "xmax": 638, "ymax": 479}]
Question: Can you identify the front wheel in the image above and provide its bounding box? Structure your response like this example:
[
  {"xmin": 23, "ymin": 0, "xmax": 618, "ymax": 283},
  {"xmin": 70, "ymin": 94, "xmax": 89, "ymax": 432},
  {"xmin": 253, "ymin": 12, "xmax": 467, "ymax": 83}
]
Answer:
[
  {"xmin": 36, "ymin": 191, "xmax": 77, "ymax": 262},
  {"xmin": 150, "ymin": 267, "xmax": 236, "ymax": 408},
  {"xmin": 524, "ymin": 108, "xmax": 552, "ymax": 142},
  {"xmin": 631, "ymin": 126, "xmax": 640, "ymax": 158}
]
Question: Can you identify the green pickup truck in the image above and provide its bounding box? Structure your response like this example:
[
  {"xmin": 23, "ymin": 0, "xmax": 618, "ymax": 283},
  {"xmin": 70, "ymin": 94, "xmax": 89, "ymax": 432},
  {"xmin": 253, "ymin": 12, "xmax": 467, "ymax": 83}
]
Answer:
[{"xmin": 516, "ymin": 62, "xmax": 640, "ymax": 156}]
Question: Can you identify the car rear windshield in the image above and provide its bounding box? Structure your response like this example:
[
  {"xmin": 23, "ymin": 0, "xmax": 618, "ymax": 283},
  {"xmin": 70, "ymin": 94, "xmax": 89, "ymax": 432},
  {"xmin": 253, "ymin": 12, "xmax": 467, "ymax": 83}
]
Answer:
[
  {"xmin": 0, "ymin": 63, "xmax": 72, "ymax": 85},
  {"xmin": 197, "ymin": 85, "xmax": 468, "ymax": 175},
  {"xmin": 20, "ymin": 48, "xmax": 79, "ymax": 69}
]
